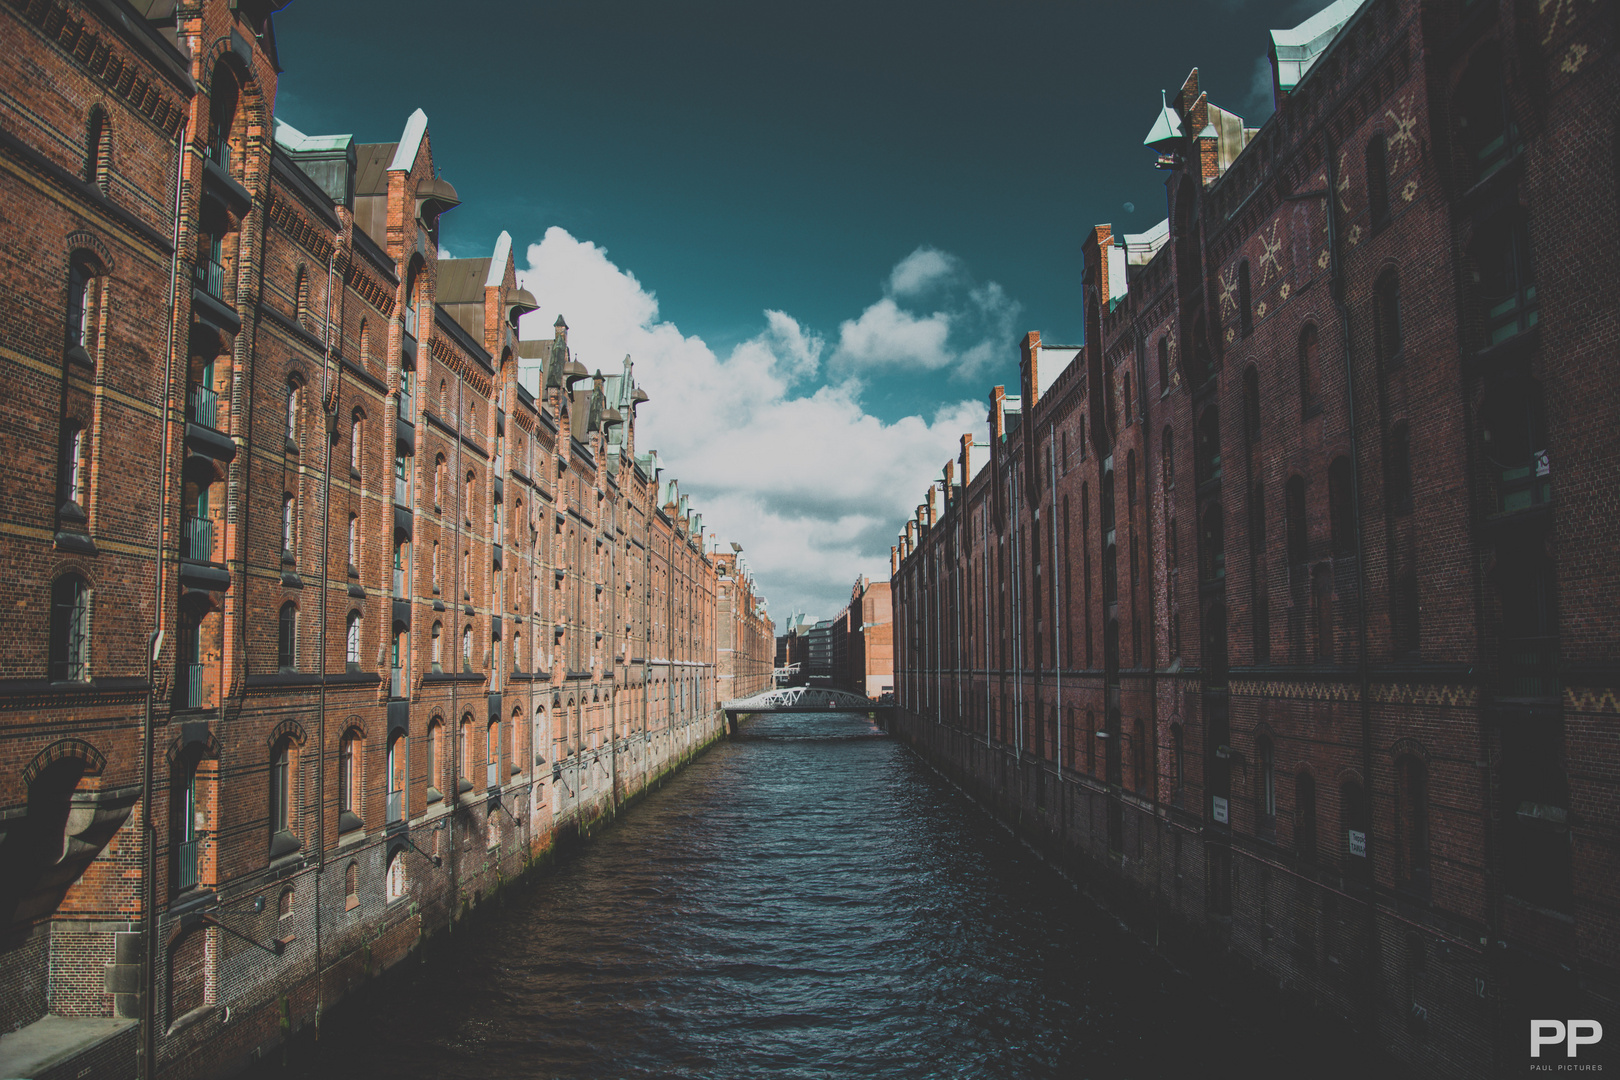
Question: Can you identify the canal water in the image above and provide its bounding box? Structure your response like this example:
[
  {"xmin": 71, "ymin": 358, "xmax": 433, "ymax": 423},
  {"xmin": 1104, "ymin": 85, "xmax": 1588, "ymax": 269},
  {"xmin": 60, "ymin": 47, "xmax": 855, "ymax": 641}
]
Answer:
[{"xmin": 261, "ymin": 711, "xmax": 1383, "ymax": 1079}]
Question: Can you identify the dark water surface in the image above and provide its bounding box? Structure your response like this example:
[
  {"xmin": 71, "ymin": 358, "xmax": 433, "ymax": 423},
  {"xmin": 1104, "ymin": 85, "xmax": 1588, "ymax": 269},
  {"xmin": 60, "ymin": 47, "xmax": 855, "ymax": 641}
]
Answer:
[{"xmin": 263, "ymin": 712, "xmax": 1383, "ymax": 1079}]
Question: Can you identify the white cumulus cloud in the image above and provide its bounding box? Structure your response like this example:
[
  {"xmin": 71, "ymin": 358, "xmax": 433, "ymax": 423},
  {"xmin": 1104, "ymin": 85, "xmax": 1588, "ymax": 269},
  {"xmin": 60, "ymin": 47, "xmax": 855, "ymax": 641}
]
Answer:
[
  {"xmin": 515, "ymin": 227, "xmax": 992, "ymax": 621},
  {"xmin": 828, "ymin": 246, "xmax": 1021, "ymax": 379}
]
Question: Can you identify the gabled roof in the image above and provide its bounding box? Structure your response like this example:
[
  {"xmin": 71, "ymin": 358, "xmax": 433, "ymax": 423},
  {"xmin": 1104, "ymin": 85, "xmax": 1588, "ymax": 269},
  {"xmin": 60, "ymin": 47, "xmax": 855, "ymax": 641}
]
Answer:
[
  {"xmin": 388, "ymin": 108, "xmax": 428, "ymax": 172},
  {"xmin": 435, "ymin": 259, "xmax": 490, "ymax": 305},
  {"xmin": 1271, "ymin": 0, "xmax": 1367, "ymax": 95},
  {"xmin": 353, "ymin": 143, "xmax": 396, "ymax": 197}
]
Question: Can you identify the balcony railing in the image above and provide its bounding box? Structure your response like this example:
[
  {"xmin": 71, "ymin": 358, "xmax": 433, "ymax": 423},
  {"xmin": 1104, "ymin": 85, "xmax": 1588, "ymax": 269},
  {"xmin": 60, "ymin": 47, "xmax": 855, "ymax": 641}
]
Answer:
[
  {"xmin": 486, "ymin": 759, "xmax": 500, "ymax": 789},
  {"xmin": 192, "ymin": 256, "xmax": 224, "ymax": 301},
  {"xmin": 205, "ymin": 136, "xmax": 231, "ymax": 173},
  {"xmin": 179, "ymin": 663, "xmax": 204, "ymax": 710},
  {"xmin": 1485, "ymin": 284, "xmax": 1539, "ymax": 347},
  {"xmin": 395, "ymin": 476, "xmax": 411, "ymax": 505},
  {"xmin": 386, "ymin": 789, "xmax": 403, "ymax": 824},
  {"xmin": 187, "ymin": 383, "xmax": 218, "ymax": 428},
  {"xmin": 182, "ymin": 516, "xmax": 213, "ymax": 562},
  {"xmin": 1498, "ymin": 452, "xmax": 1551, "ymax": 514},
  {"xmin": 393, "ymin": 567, "xmax": 407, "ymax": 598},
  {"xmin": 390, "ymin": 668, "xmax": 404, "ymax": 698},
  {"xmin": 176, "ymin": 837, "xmax": 199, "ymax": 891},
  {"xmin": 1502, "ymin": 636, "xmax": 1558, "ymax": 698}
]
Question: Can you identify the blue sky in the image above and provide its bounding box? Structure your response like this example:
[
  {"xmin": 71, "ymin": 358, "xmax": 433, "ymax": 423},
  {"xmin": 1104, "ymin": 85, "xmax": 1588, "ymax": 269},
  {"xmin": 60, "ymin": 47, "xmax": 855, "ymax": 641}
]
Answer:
[{"xmin": 274, "ymin": 0, "xmax": 1321, "ymax": 621}]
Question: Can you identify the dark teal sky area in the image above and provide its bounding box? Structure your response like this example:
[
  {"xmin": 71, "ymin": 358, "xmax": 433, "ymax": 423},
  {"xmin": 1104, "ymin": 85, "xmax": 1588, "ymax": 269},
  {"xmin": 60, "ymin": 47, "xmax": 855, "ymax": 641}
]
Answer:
[{"xmin": 274, "ymin": 0, "xmax": 1318, "ymax": 419}]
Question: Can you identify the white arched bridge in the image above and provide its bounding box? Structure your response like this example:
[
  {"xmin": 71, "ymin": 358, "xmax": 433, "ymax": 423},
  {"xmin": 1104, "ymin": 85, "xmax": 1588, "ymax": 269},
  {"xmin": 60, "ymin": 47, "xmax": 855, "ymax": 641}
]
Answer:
[{"xmin": 721, "ymin": 685, "xmax": 885, "ymax": 716}]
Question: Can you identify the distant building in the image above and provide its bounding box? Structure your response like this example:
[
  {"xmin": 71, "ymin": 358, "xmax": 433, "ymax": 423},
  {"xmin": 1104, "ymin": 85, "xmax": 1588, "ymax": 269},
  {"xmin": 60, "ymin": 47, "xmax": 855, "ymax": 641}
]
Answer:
[{"xmin": 831, "ymin": 577, "xmax": 892, "ymax": 699}]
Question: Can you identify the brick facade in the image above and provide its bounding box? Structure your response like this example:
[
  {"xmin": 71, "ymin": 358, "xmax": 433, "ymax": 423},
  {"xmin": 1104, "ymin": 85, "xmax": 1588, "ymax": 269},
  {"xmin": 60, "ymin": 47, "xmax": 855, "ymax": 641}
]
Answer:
[
  {"xmin": 0, "ymin": 2, "xmax": 774, "ymax": 1078},
  {"xmin": 890, "ymin": 1, "xmax": 1618, "ymax": 1075}
]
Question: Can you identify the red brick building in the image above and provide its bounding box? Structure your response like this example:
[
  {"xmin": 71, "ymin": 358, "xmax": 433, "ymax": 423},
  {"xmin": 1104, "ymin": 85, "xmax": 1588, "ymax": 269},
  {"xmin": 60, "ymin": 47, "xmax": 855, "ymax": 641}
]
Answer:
[
  {"xmin": 891, "ymin": 0, "xmax": 1618, "ymax": 1075},
  {"xmin": 831, "ymin": 577, "xmax": 893, "ymax": 699},
  {"xmin": 0, "ymin": 2, "xmax": 774, "ymax": 1077}
]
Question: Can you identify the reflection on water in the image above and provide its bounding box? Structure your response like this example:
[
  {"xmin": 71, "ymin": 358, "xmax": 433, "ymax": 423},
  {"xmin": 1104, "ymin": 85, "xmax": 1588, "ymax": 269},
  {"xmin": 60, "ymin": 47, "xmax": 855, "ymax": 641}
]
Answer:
[{"xmin": 260, "ymin": 711, "xmax": 1381, "ymax": 1079}]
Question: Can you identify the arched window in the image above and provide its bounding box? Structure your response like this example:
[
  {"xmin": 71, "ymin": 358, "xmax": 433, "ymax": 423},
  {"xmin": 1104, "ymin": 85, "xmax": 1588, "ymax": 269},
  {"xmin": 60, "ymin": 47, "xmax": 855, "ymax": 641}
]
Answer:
[
  {"xmin": 206, "ymin": 60, "xmax": 238, "ymax": 171},
  {"xmin": 49, "ymin": 574, "xmax": 90, "ymax": 682},
  {"xmin": 281, "ymin": 492, "xmax": 295, "ymax": 559},
  {"xmin": 462, "ymin": 623, "xmax": 473, "ymax": 672},
  {"xmin": 1473, "ymin": 206, "xmax": 1539, "ymax": 344},
  {"xmin": 285, "ymin": 380, "xmax": 300, "ymax": 444},
  {"xmin": 460, "ymin": 712, "xmax": 473, "ymax": 790},
  {"xmin": 1157, "ymin": 336, "xmax": 1170, "ymax": 394},
  {"xmin": 390, "ymin": 623, "xmax": 409, "ymax": 698},
  {"xmin": 486, "ymin": 718, "xmax": 501, "ymax": 789},
  {"xmin": 345, "ymin": 610, "xmax": 362, "ymax": 670},
  {"xmin": 348, "ymin": 513, "xmax": 360, "ymax": 571},
  {"xmin": 278, "ymin": 887, "xmax": 293, "ymax": 919},
  {"xmin": 513, "ymin": 629, "xmax": 523, "ymax": 672},
  {"xmin": 172, "ymin": 751, "xmax": 203, "ymax": 893},
  {"xmin": 426, "ymin": 718, "xmax": 444, "ymax": 801},
  {"xmin": 1456, "ymin": 42, "xmax": 1518, "ymax": 185},
  {"xmin": 1285, "ymin": 475, "xmax": 1308, "ymax": 565},
  {"xmin": 338, "ymin": 729, "xmax": 363, "ymax": 833},
  {"xmin": 1238, "ymin": 259, "xmax": 1253, "ymax": 336},
  {"xmin": 58, "ymin": 421, "xmax": 86, "ymax": 513},
  {"xmin": 1296, "ymin": 772, "xmax": 1317, "ymax": 863},
  {"xmin": 387, "ymin": 732, "xmax": 406, "ymax": 824},
  {"xmin": 294, "ymin": 265, "xmax": 309, "ymax": 325},
  {"xmin": 344, "ymin": 861, "xmax": 357, "ymax": 903},
  {"xmin": 1373, "ymin": 269, "xmax": 1401, "ymax": 366},
  {"xmin": 1243, "ymin": 365, "xmax": 1261, "ymax": 446},
  {"xmin": 1366, "ymin": 133, "xmax": 1390, "ymax": 227},
  {"xmin": 1395, "ymin": 754, "xmax": 1429, "ymax": 888},
  {"xmin": 66, "ymin": 253, "xmax": 102, "ymax": 362},
  {"xmin": 403, "ymin": 266, "xmax": 420, "ymax": 339},
  {"xmin": 350, "ymin": 410, "xmax": 364, "ymax": 474},
  {"xmin": 430, "ymin": 620, "xmax": 443, "ymax": 672},
  {"xmin": 437, "ymin": 379, "xmax": 447, "ymax": 417},
  {"xmin": 269, "ymin": 737, "xmax": 296, "ymax": 852},
  {"xmin": 1328, "ymin": 457, "xmax": 1354, "ymax": 555},
  {"xmin": 1298, "ymin": 324, "xmax": 1321, "ymax": 417},
  {"xmin": 1258, "ymin": 735, "xmax": 1276, "ymax": 819},
  {"xmin": 85, "ymin": 105, "xmax": 111, "ymax": 193},
  {"xmin": 277, "ymin": 602, "xmax": 297, "ymax": 671},
  {"xmin": 1341, "ymin": 778, "xmax": 1368, "ymax": 865},
  {"xmin": 393, "ymin": 531, "xmax": 410, "ymax": 599},
  {"xmin": 1387, "ymin": 422, "xmax": 1413, "ymax": 515},
  {"xmin": 385, "ymin": 848, "xmax": 406, "ymax": 902},
  {"xmin": 433, "ymin": 454, "xmax": 446, "ymax": 509},
  {"xmin": 464, "ymin": 471, "xmax": 475, "ymax": 524}
]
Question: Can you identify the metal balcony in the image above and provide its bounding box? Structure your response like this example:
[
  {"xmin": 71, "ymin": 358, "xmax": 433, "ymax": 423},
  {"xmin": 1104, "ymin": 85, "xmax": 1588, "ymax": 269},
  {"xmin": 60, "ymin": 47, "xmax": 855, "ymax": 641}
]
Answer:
[
  {"xmin": 390, "ymin": 668, "xmax": 405, "ymax": 699},
  {"xmin": 395, "ymin": 475, "xmax": 411, "ymax": 505},
  {"xmin": 393, "ymin": 568, "xmax": 407, "ymax": 599},
  {"xmin": 1501, "ymin": 636, "xmax": 1558, "ymax": 699},
  {"xmin": 176, "ymin": 837, "xmax": 199, "ymax": 890},
  {"xmin": 192, "ymin": 256, "xmax": 225, "ymax": 301},
  {"xmin": 486, "ymin": 759, "xmax": 500, "ymax": 790},
  {"xmin": 179, "ymin": 663, "xmax": 204, "ymax": 710},
  {"xmin": 182, "ymin": 516, "xmax": 213, "ymax": 562},
  {"xmin": 386, "ymin": 789, "xmax": 403, "ymax": 824},
  {"xmin": 187, "ymin": 383, "xmax": 219, "ymax": 429}
]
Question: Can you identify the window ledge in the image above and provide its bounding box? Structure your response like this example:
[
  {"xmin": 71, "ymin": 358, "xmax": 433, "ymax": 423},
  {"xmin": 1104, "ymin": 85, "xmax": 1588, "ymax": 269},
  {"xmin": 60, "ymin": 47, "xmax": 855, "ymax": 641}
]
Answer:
[{"xmin": 268, "ymin": 829, "xmax": 301, "ymax": 861}]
